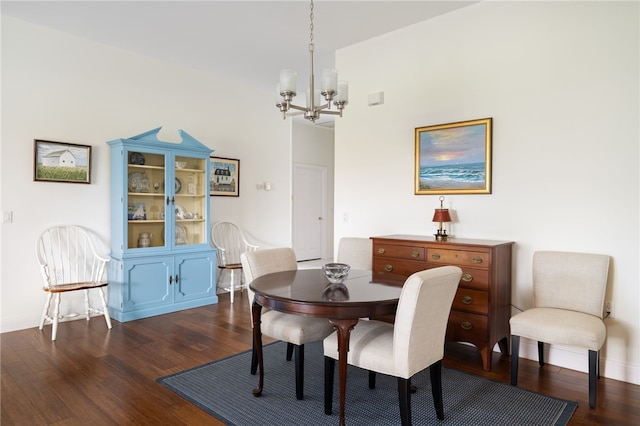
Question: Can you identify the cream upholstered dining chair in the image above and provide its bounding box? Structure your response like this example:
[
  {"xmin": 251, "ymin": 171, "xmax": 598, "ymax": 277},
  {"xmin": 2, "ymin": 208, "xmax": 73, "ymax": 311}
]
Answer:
[
  {"xmin": 510, "ymin": 251, "xmax": 611, "ymax": 408},
  {"xmin": 323, "ymin": 266, "xmax": 462, "ymax": 425},
  {"xmin": 211, "ymin": 221, "xmax": 259, "ymax": 304},
  {"xmin": 336, "ymin": 237, "xmax": 372, "ymax": 270},
  {"xmin": 241, "ymin": 248, "xmax": 335, "ymax": 400},
  {"xmin": 36, "ymin": 225, "xmax": 112, "ymax": 341}
]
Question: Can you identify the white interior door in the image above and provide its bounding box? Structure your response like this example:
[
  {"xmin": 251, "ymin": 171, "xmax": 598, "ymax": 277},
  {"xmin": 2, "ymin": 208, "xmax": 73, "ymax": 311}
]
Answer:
[{"xmin": 293, "ymin": 163, "xmax": 327, "ymax": 261}]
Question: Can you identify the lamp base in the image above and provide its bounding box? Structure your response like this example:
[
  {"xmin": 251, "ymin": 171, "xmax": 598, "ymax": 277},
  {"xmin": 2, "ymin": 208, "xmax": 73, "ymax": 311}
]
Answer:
[{"xmin": 434, "ymin": 230, "xmax": 449, "ymax": 242}]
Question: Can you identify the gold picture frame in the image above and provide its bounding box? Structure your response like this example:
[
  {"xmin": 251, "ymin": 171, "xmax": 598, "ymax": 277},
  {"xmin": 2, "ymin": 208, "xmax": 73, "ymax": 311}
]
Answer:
[{"xmin": 414, "ymin": 118, "xmax": 492, "ymax": 195}]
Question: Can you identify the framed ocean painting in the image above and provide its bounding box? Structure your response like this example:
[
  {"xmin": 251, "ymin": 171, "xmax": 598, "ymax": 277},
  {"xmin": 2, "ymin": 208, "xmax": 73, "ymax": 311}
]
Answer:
[{"xmin": 414, "ymin": 118, "xmax": 492, "ymax": 195}]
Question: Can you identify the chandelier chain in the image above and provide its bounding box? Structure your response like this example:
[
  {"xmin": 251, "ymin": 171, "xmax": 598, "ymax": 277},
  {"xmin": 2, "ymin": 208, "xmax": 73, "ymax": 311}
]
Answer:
[{"xmin": 309, "ymin": 0, "xmax": 314, "ymax": 44}]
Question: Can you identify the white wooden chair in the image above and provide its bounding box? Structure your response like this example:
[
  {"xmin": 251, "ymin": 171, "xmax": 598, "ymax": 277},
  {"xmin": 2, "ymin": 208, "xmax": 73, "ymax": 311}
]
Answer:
[
  {"xmin": 323, "ymin": 266, "xmax": 462, "ymax": 424},
  {"xmin": 510, "ymin": 251, "xmax": 611, "ymax": 408},
  {"xmin": 241, "ymin": 248, "xmax": 335, "ymax": 400},
  {"xmin": 210, "ymin": 221, "xmax": 259, "ymax": 303},
  {"xmin": 336, "ymin": 237, "xmax": 373, "ymax": 270},
  {"xmin": 36, "ymin": 225, "xmax": 112, "ymax": 341}
]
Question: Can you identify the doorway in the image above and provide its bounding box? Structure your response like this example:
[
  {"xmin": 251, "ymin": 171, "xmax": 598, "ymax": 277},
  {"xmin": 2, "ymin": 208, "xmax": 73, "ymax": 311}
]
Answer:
[{"xmin": 292, "ymin": 163, "xmax": 327, "ymax": 260}]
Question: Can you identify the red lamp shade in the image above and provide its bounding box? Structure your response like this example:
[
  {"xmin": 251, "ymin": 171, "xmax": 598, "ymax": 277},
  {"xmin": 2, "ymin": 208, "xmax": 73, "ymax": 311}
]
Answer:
[{"xmin": 432, "ymin": 209, "xmax": 452, "ymax": 223}]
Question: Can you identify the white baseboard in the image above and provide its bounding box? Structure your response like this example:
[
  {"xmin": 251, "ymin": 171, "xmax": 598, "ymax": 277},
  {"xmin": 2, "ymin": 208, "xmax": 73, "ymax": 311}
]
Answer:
[
  {"xmin": 0, "ymin": 313, "xmax": 41, "ymax": 334},
  {"xmin": 515, "ymin": 337, "xmax": 640, "ymax": 385}
]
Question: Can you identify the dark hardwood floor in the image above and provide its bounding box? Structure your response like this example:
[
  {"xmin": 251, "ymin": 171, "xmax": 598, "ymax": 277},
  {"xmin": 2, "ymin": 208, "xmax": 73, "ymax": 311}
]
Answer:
[{"xmin": 2, "ymin": 291, "xmax": 639, "ymax": 425}]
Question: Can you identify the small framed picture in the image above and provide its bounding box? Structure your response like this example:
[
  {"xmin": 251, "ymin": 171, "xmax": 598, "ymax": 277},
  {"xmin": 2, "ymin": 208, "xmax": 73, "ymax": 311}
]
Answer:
[
  {"xmin": 34, "ymin": 139, "xmax": 92, "ymax": 184},
  {"xmin": 209, "ymin": 156, "xmax": 239, "ymax": 197},
  {"xmin": 415, "ymin": 118, "xmax": 492, "ymax": 195}
]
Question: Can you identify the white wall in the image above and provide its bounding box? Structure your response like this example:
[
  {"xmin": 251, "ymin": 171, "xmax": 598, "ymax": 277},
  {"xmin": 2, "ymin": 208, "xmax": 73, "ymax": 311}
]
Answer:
[
  {"xmin": 0, "ymin": 16, "xmax": 292, "ymax": 332},
  {"xmin": 334, "ymin": 1, "xmax": 639, "ymax": 384}
]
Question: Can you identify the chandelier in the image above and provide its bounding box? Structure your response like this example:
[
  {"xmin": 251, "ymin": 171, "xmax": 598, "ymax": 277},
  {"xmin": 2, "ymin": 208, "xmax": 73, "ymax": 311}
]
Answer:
[{"xmin": 276, "ymin": 0, "xmax": 348, "ymax": 122}]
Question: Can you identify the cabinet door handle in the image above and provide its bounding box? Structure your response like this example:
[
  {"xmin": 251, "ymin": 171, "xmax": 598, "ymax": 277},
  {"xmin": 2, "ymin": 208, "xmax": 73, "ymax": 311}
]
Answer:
[
  {"xmin": 461, "ymin": 295, "xmax": 473, "ymax": 305},
  {"xmin": 377, "ymin": 248, "xmax": 386, "ymax": 254},
  {"xmin": 166, "ymin": 196, "xmax": 170, "ymax": 205},
  {"xmin": 171, "ymin": 196, "xmax": 175, "ymax": 205},
  {"xmin": 472, "ymin": 256, "xmax": 483, "ymax": 264},
  {"xmin": 461, "ymin": 273, "xmax": 473, "ymax": 282},
  {"xmin": 431, "ymin": 253, "xmax": 441, "ymax": 260},
  {"xmin": 175, "ymin": 275, "xmax": 179, "ymax": 283},
  {"xmin": 169, "ymin": 275, "xmax": 173, "ymax": 285},
  {"xmin": 461, "ymin": 321, "xmax": 472, "ymax": 330},
  {"xmin": 410, "ymin": 251, "xmax": 419, "ymax": 258},
  {"xmin": 383, "ymin": 264, "xmax": 393, "ymax": 272}
]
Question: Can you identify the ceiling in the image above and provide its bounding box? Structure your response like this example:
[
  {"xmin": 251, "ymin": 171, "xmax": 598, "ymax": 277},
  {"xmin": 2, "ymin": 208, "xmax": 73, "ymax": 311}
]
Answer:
[{"xmin": 2, "ymin": 1, "xmax": 476, "ymax": 124}]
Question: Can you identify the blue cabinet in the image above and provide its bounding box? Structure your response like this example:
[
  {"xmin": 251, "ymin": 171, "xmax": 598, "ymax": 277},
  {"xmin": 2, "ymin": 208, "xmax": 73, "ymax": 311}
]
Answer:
[{"xmin": 107, "ymin": 128, "xmax": 217, "ymax": 322}]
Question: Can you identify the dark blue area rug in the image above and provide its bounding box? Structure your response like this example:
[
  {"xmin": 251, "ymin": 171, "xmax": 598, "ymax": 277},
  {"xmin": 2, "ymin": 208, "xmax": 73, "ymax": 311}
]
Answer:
[{"xmin": 157, "ymin": 340, "xmax": 577, "ymax": 425}]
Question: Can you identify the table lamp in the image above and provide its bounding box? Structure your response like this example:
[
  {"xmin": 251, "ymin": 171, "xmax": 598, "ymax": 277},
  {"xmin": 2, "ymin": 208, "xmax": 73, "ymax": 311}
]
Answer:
[{"xmin": 432, "ymin": 196, "xmax": 452, "ymax": 241}]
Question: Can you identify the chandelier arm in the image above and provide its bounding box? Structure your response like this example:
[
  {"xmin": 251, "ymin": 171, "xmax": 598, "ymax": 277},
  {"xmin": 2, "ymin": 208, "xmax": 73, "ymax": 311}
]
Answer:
[
  {"xmin": 287, "ymin": 103, "xmax": 310, "ymax": 113},
  {"xmin": 317, "ymin": 110, "xmax": 341, "ymax": 117}
]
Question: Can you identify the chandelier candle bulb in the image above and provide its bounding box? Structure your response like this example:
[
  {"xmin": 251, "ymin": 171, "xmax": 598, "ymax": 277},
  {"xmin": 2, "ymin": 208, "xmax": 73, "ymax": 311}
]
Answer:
[
  {"xmin": 279, "ymin": 69, "xmax": 297, "ymax": 93},
  {"xmin": 321, "ymin": 69, "xmax": 338, "ymax": 95},
  {"xmin": 336, "ymin": 81, "xmax": 349, "ymax": 103}
]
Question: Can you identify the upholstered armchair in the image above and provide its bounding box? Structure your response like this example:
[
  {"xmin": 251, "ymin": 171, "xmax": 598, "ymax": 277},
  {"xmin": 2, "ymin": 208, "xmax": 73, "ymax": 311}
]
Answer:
[
  {"xmin": 510, "ymin": 250, "xmax": 611, "ymax": 408},
  {"xmin": 323, "ymin": 266, "xmax": 462, "ymax": 424},
  {"xmin": 336, "ymin": 237, "xmax": 372, "ymax": 270},
  {"xmin": 241, "ymin": 248, "xmax": 335, "ymax": 400}
]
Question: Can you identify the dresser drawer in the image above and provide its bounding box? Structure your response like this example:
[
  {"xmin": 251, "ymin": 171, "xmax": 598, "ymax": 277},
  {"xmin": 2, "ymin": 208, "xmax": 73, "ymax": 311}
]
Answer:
[
  {"xmin": 452, "ymin": 288, "xmax": 488, "ymax": 315},
  {"xmin": 429, "ymin": 265, "xmax": 489, "ymax": 290},
  {"xmin": 372, "ymin": 258, "xmax": 425, "ymax": 285},
  {"xmin": 447, "ymin": 310, "xmax": 488, "ymax": 342},
  {"xmin": 373, "ymin": 243, "xmax": 426, "ymax": 261},
  {"xmin": 427, "ymin": 248, "xmax": 489, "ymax": 268}
]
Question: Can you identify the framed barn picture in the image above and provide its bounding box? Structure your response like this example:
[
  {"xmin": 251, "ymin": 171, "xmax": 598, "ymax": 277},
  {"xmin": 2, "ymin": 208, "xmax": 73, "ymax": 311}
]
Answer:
[
  {"xmin": 209, "ymin": 156, "xmax": 239, "ymax": 197},
  {"xmin": 414, "ymin": 118, "xmax": 492, "ymax": 195},
  {"xmin": 34, "ymin": 139, "xmax": 92, "ymax": 184}
]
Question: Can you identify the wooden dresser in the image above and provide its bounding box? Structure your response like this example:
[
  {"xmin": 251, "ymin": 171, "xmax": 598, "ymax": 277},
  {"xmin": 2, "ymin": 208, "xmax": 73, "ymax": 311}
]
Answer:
[{"xmin": 371, "ymin": 234, "xmax": 513, "ymax": 371}]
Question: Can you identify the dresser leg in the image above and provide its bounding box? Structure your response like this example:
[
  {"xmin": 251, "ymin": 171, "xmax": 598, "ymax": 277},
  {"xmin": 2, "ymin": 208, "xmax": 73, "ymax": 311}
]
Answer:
[{"xmin": 479, "ymin": 346, "xmax": 492, "ymax": 371}]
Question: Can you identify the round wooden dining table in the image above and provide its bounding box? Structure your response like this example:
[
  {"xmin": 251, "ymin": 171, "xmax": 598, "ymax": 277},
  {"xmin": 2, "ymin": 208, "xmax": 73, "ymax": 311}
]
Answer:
[{"xmin": 249, "ymin": 268, "xmax": 403, "ymax": 426}]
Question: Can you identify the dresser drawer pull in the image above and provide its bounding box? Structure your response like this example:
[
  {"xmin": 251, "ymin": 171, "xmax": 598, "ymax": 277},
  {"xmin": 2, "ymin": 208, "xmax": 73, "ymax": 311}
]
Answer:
[
  {"xmin": 461, "ymin": 296, "xmax": 473, "ymax": 305},
  {"xmin": 431, "ymin": 253, "xmax": 441, "ymax": 260},
  {"xmin": 384, "ymin": 264, "xmax": 393, "ymax": 272},
  {"xmin": 410, "ymin": 251, "xmax": 420, "ymax": 258},
  {"xmin": 472, "ymin": 256, "xmax": 483, "ymax": 264},
  {"xmin": 377, "ymin": 248, "xmax": 386, "ymax": 254},
  {"xmin": 461, "ymin": 273, "xmax": 473, "ymax": 282},
  {"xmin": 461, "ymin": 321, "xmax": 473, "ymax": 330}
]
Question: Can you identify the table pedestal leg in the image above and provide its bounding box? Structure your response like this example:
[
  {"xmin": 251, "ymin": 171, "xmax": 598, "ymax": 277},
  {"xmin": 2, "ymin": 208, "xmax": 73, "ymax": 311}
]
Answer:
[
  {"xmin": 329, "ymin": 318, "xmax": 359, "ymax": 426},
  {"xmin": 252, "ymin": 301, "xmax": 264, "ymax": 396}
]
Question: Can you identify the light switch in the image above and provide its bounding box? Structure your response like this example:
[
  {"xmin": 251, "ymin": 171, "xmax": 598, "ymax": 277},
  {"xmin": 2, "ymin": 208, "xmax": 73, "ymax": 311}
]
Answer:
[{"xmin": 2, "ymin": 211, "xmax": 13, "ymax": 223}]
